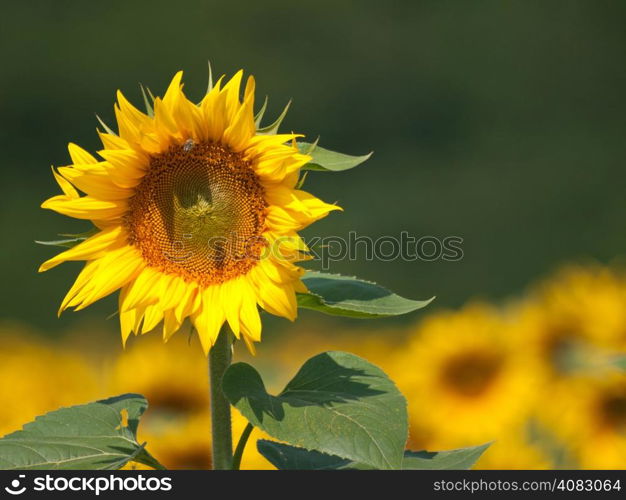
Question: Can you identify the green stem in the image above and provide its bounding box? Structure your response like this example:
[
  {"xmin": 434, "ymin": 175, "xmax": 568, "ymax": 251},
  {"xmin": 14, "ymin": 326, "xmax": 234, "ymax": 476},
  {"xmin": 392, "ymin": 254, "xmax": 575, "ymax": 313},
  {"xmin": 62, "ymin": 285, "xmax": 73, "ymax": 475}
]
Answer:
[
  {"xmin": 209, "ymin": 327, "xmax": 233, "ymax": 470},
  {"xmin": 232, "ymin": 423, "xmax": 254, "ymax": 470}
]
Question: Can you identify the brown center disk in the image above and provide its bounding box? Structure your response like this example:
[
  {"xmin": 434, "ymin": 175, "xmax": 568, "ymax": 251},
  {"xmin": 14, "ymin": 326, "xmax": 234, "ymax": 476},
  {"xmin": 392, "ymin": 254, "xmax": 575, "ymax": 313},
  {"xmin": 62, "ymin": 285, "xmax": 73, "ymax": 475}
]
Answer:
[
  {"xmin": 125, "ymin": 141, "xmax": 267, "ymax": 286},
  {"xmin": 440, "ymin": 350, "xmax": 503, "ymax": 397},
  {"xmin": 597, "ymin": 390, "xmax": 626, "ymax": 432}
]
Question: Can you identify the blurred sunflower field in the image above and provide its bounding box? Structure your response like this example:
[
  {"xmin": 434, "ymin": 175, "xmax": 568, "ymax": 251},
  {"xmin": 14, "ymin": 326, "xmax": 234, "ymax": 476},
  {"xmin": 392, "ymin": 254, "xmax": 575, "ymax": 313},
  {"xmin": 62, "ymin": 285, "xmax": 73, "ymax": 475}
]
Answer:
[{"xmin": 2, "ymin": 262, "xmax": 624, "ymax": 470}]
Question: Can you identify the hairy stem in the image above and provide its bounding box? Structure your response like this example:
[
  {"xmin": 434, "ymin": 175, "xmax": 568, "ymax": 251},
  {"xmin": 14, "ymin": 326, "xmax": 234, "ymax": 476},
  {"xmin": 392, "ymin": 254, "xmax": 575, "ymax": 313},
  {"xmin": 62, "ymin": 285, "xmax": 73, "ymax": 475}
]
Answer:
[{"xmin": 209, "ymin": 327, "xmax": 233, "ymax": 470}]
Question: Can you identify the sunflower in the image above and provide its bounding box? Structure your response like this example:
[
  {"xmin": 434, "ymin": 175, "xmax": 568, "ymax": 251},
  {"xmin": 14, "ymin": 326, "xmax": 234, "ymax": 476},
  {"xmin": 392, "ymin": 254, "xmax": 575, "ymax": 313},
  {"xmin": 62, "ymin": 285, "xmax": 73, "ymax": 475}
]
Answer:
[
  {"xmin": 40, "ymin": 69, "xmax": 340, "ymax": 353},
  {"xmin": 535, "ymin": 373, "xmax": 626, "ymax": 469},
  {"xmin": 532, "ymin": 265, "xmax": 626, "ymax": 352},
  {"xmin": 392, "ymin": 304, "xmax": 539, "ymax": 447},
  {"xmin": 509, "ymin": 265, "xmax": 626, "ymax": 382}
]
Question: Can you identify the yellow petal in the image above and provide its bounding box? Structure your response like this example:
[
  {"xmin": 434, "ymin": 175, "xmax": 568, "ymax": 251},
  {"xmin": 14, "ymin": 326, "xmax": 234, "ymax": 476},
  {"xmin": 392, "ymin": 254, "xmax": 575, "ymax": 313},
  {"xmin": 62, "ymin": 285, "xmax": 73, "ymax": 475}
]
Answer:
[
  {"xmin": 66, "ymin": 246, "xmax": 145, "ymax": 311},
  {"xmin": 174, "ymin": 281, "xmax": 199, "ymax": 323},
  {"xmin": 39, "ymin": 225, "xmax": 127, "ymax": 272},
  {"xmin": 51, "ymin": 167, "xmax": 79, "ymax": 199},
  {"xmin": 249, "ymin": 263, "xmax": 298, "ymax": 321},
  {"xmin": 57, "ymin": 165, "xmax": 132, "ymax": 201},
  {"xmin": 115, "ymin": 90, "xmax": 152, "ymax": 145},
  {"xmin": 192, "ymin": 286, "xmax": 226, "ymax": 354},
  {"xmin": 220, "ymin": 278, "xmax": 243, "ymax": 338},
  {"xmin": 120, "ymin": 266, "xmax": 163, "ymax": 312},
  {"xmin": 68, "ymin": 143, "xmax": 98, "ymax": 165},
  {"xmin": 265, "ymin": 186, "xmax": 342, "ymax": 226},
  {"xmin": 241, "ymin": 335, "xmax": 257, "ymax": 356},
  {"xmin": 221, "ymin": 70, "xmax": 244, "ymax": 123},
  {"xmin": 162, "ymin": 310, "xmax": 182, "ymax": 341},
  {"xmin": 98, "ymin": 131, "xmax": 129, "ymax": 150},
  {"xmin": 41, "ymin": 195, "xmax": 128, "ymax": 221},
  {"xmin": 239, "ymin": 279, "xmax": 262, "ymax": 342},
  {"xmin": 141, "ymin": 303, "xmax": 164, "ymax": 334},
  {"xmin": 200, "ymin": 75, "xmax": 226, "ymax": 141},
  {"xmin": 98, "ymin": 149, "xmax": 147, "ymax": 188},
  {"xmin": 59, "ymin": 261, "xmax": 99, "ymax": 315},
  {"xmin": 223, "ymin": 89, "xmax": 255, "ymax": 152},
  {"xmin": 160, "ymin": 274, "xmax": 188, "ymax": 312},
  {"xmin": 119, "ymin": 287, "xmax": 136, "ymax": 345}
]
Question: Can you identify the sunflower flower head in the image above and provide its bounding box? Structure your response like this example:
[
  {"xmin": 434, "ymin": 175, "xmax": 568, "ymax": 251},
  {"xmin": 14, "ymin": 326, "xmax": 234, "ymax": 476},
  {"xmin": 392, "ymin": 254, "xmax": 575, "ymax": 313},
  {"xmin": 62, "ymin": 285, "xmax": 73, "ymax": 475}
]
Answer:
[
  {"xmin": 393, "ymin": 304, "xmax": 540, "ymax": 446},
  {"xmin": 40, "ymin": 69, "xmax": 340, "ymax": 354},
  {"xmin": 536, "ymin": 373, "xmax": 626, "ymax": 469}
]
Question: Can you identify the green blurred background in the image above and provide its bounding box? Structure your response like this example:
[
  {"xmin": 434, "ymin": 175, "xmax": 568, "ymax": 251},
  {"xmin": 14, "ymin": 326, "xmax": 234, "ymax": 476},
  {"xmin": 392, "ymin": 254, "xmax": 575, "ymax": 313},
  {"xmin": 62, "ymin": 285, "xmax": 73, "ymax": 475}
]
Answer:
[{"xmin": 1, "ymin": 1, "xmax": 625, "ymax": 336}]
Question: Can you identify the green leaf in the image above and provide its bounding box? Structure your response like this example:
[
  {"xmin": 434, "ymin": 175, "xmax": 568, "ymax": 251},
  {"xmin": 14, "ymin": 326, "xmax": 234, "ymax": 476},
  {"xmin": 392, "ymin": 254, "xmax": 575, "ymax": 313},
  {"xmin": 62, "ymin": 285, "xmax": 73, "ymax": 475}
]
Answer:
[
  {"xmin": 298, "ymin": 271, "xmax": 434, "ymax": 318},
  {"xmin": 401, "ymin": 444, "xmax": 491, "ymax": 470},
  {"xmin": 36, "ymin": 228, "xmax": 98, "ymax": 249},
  {"xmin": 257, "ymin": 440, "xmax": 353, "ymax": 470},
  {"xmin": 298, "ymin": 141, "xmax": 372, "ymax": 172},
  {"xmin": 223, "ymin": 351, "xmax": 408, "ymax": 470},
  {"xmin": 0, "ymin": 394, "xmax": 164, "ymax": 470},
  {"xmin": 257, "ymin": 440, "xmax": 491, "ymax": 470}
]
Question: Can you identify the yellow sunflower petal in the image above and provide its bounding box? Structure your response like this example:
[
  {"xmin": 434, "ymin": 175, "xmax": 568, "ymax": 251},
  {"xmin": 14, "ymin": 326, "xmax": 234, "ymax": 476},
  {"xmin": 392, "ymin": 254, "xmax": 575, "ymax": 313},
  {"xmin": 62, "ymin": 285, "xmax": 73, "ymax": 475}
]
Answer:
[
  {"xmin": 119, "ymin": 287, "xmax": 136, "ymax": 345},
  {"xmin": 239, "ymin": 279, "xmax": 262, "ymax": 342},
  {"xmin": 98, "ymin": 131, "xmax": 129, "ymax": 150},
  {"xmin": 174, "ymin": 281, "xmax": 199, "ymax": 324},
  {"xmin": 41, "ymin": 195, "xmax": 127, "ymax": 221},
  {"xmin": 51, "ymin": 167, "xmax": 79, "ymax": 199},
  {"xmin": 98, "ymin": 149, "xmax": 147, "ymax": 188},
  {"xmin": 223, "ymin": 86, "xmax": 255, "ymax": 152},
  {"xmin": 39, "ymin": 226, "xmax": 127, "ymax": 272},
  {"xmin": 68, "ymin": 143, "xmax": 98, "ymax": 165},
  {"xmin": 141, "ymin": 303, "xmax": 165, "ymax": 334},
  {"xmin": 192, "ymin": 287, "xmax": 226, "ymax": 354},
  {"xmin": 57, "ymin": 165, "xmax": 132, "ymax": 201},
  {"xmin": 221, "ymin": 69, "xmax": 244, "ymax": 123},
  {"xmin": 162, "ymin": 310, "xmax": 182, "ymax": 341},
  {"xmin": 248, "ymin": 262, "xmax": 298, "ymax": 321},
  {"xmin": 220, "ymin": 278, "xmax": 244, "ymax": 338},
  {"xmin": 120, "ymin": 267, "xmax": 164, "ymax": 312},
  {"xmin": 265, "ymin": 185, "xmax": 342, "ymax": 225},
  {"xmin": 68, "ymin": 246, "xmax": 145, "ymax": 311},
  {"xmin": 115, "ymin": 90, "xmax": 152, "ymax": 145}
]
